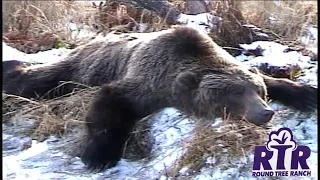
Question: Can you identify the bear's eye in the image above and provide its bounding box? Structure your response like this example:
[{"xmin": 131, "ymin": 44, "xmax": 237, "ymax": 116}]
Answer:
[
  {"xmin": 257, "ymin": 88, "xmax": 266, "ymax": 100},
  {"xmin": 230, "ymin": 84, "xmax": 245, "ymax": 96},
  {"xmin": 233, "ymin": 91, "xmax": 244, "ymax": 96},
  {"xmin": 257, "ymin": 89, "xmax": 261, "ymax": 95}
]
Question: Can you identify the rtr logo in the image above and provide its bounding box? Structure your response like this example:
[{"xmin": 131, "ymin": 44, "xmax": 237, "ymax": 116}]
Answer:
[{"xmin": 252, "ymin": 127, "xmax": 311, "ymax": 177}]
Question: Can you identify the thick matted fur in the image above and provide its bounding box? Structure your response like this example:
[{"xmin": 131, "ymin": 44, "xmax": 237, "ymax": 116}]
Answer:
[{"xmin": 3, "ymin": 27, "xmax": 317, "ymax": 171}]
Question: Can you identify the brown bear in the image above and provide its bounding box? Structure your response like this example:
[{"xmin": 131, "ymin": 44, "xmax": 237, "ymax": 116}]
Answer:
[{"xmin": 3, "ymin": 27, "xmax": 317, "ymax": 171}]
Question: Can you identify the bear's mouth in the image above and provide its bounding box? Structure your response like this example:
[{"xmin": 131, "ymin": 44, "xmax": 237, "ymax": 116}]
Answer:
[
  {"xmin": 244, "ymin": 110, "xmax": 275, "ymax": 126},
  {"xmin": 216, "ymin": 107, "xmax": 275, "ymax": 126}
]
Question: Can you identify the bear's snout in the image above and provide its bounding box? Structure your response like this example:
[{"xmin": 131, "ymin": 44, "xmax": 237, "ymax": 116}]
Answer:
[
  {"xmin": 241, "ymin": 93, "xmax": 276, "ymax": 125},
  {"xmin": 258, "ymin": 108, "xmax": 275, "ymax": 123}
]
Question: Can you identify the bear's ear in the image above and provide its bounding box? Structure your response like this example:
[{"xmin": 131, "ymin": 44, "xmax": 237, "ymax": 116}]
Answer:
[
  {"xmin": 175, "ymin": 71, "xmax": 201, "ymax": 92},
  {"xmin": 248, "ymin": 67, "xmax": 260, "ymax": 74}
]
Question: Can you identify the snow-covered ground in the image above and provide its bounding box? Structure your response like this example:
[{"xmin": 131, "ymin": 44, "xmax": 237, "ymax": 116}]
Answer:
[
  {"xmin": 3, "ymin": 42, "xmax": 71, "ymax": 65},
  {"xmin": 3, "ymin": 108, "xmax": 195, "ymax": 180},
  {"xmin": 235, "ymin": 41, "xmax": 318, "ymax": 87},
  {"xmin": 2, "ymin": 26, "xmax": 318, "ymax": 180}
]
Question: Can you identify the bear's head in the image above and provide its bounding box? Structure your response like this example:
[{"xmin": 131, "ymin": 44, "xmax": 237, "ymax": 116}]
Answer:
[{"xmin": 174, "ymin": 69, "xmax": 274, "ymax": 125}]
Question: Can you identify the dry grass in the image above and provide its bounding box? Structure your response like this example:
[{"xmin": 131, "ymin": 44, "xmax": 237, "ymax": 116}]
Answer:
[
  {"xmin": 92, "ymin": 0, "xmax": 171, "ymax": 33},
  {"xmin": 169, "ymin": 115, "xmax": 271, "ymax": 176},
  {"xmin": 205, "ymin": 0, "xmax": 317, "ymax": 50},
  {"xmin": 239, "ymin": 1, "xmax": 317, "ymax": 41},
  {"xmin": 2, "ymin": 0, "xmax": 168, "ymax": 53},
  {"xmin": 2, "ymin": 0, "xmax": 317, "ymax": 53},
  {"xmin": 2, "ymin": 86, "xmax": 99, "ymax": 140},
  {"xmin": 2, "ymin": 0, "xmax": 95, "ymax": 53}
]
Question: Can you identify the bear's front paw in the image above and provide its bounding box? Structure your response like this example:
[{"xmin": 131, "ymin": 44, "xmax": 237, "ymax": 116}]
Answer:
[
  {"xmin": 291, "ymin": 84, "xmax": 317, "ymax": 112},
  {"xmin": 81, "ymin": 137, "xmax": 121, "ymax": 172}
]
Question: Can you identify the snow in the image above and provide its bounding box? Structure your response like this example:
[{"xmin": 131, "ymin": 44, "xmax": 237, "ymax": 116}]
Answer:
[
  {"xmin": 67, "ymin": 23, "xmax": 101, "ymax": 41},
  {"xmin": 301, "ymin": 25, "xmax": 318, "ymax": 47},
  {"xmin": 2, "ymin": 42, "xmax": 72, "ymax": 65},
  {"xmin": 3, "ymin": 108, "xmax": 194, "ymax": 180},
  {"xmin": 235, "ymin": 41, "xmax": 318, "ymax": 87},
  {"xmin": 177, "ymin": 13, "xmax": 222, "ymax": 34},
  {"xmin": 237, "ymin": 49, "xmax": 314, "ymax": 69},
  {"xmin": 2, "ymin": 25, "xmax": 318, "ymax": 180}
]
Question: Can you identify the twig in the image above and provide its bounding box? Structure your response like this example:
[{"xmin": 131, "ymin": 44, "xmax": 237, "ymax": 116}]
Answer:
[{"xmin": 3, "ymin": 94, "xmax": 39, "ymax": 105}]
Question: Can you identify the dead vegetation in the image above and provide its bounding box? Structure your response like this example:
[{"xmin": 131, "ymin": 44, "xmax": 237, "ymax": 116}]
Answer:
[
  {"xmin": 239, "ymin": 1, "xmax": 317, "ymax": 42},
  {"xmin": 3, "ymin": 1, "xmax": 90, "ymax": 53},
  {"xmin": 2, "ymin": 0, "xmax": 166, "ymax": 53},
  {"xmin": 2, "ymin": 86, "xmax": 99, "ymax": 140},
  {"xmin": 166, "ymin": 115, "xmax": 271, "ymax": 177},
  {"xmin": 204, "ymin": 0, "xmax": 317, "ymax": 54},
  {"xmin": 2, "ymin": 0, "xmax": 317, "ymax": 54},
  {"xmin": 91, "ymin": 0, "xmax": 163, "ymax": 33}
]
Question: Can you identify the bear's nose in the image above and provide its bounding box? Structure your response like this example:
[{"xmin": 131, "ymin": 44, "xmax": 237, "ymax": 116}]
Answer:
[{"xmin": 260, "ymin": 109, "xmax": 275, "ymax": 122}]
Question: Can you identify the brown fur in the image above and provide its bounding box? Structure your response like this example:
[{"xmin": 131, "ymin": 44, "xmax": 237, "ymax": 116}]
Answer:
[{"xmin": 3, "ymin": 27, "xmax": 317, "ymax": 171}]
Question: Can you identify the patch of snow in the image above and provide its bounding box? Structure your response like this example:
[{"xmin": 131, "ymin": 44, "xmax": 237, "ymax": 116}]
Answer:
[
  {"xmin": 236, "ymin": 40, "xmax": 318, "ymax": 87},
  {"xmin": 273, "ymin": 0, "xmax": 281, "ymax": 6},
  {"xmin": 67, "ymin": 23, "xmax": 99, "ymax": 40},
  {"xmin": 81, "ymin": 0, "xmax": 104, "ymax": 5},
  {"xmin": 301, "ymin": 25, "xmax": 318, "ymax": 47},
  {"xmin": 239, "ymin": 41, "xmax": 288, "ymax": 56},
  {"xmin": 205, "ymin": 156, "xmax": 216, "ymax": 165},
  {"xmin": 177, "ymin": 13, "xmax": 222, "ymax": 34},
  {"xmin": 3, "ymin": 42, "xmax": 71, "ymax": 65},
  {"xmin": 297, "ymin": 66, "xmax": 318, "ymax": 87},
  {"xmin": 306, "ymin": 47, "xmax": 317, "ymax": 55},
  {"xmin": 211, "ymin": 118, "xmax": 223, "ymax": 128},
  {"xmin": 136, "ymin": 23, "xmax": 149, "ymax": 33},
  {"xmin": 239, "ymin": 51, "xmax": 313, "ymax": 69},
  {"xmin": 68, "ymin": 23, "xmax": 78, "ymax": 32},
  {"xmin": 178, "ymin": 167, "xmax": 190, "ymax": 176},
  {"xmin": 234, "ymin": 54, "xmax": 256, "ymax": 62},
  {"xmin": 269, "ymin": 15, "xmax": 279, "ymax": 24}
]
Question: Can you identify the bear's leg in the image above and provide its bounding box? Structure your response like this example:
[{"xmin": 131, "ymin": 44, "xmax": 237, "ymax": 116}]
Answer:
[
  {"xmin": 3, "ymin": 60, "xmax": 25, "ymax": 74},
  {"xmin": 3, "ymin": 60, "xmax": 77, "ymax": 99},
  {"xmin": 81, "ymin": 79, "xmax": 155, "ymax": 171},
  {"xmin": 261, "ymin": 74, "xmax": 317, "ymax": 112}
]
